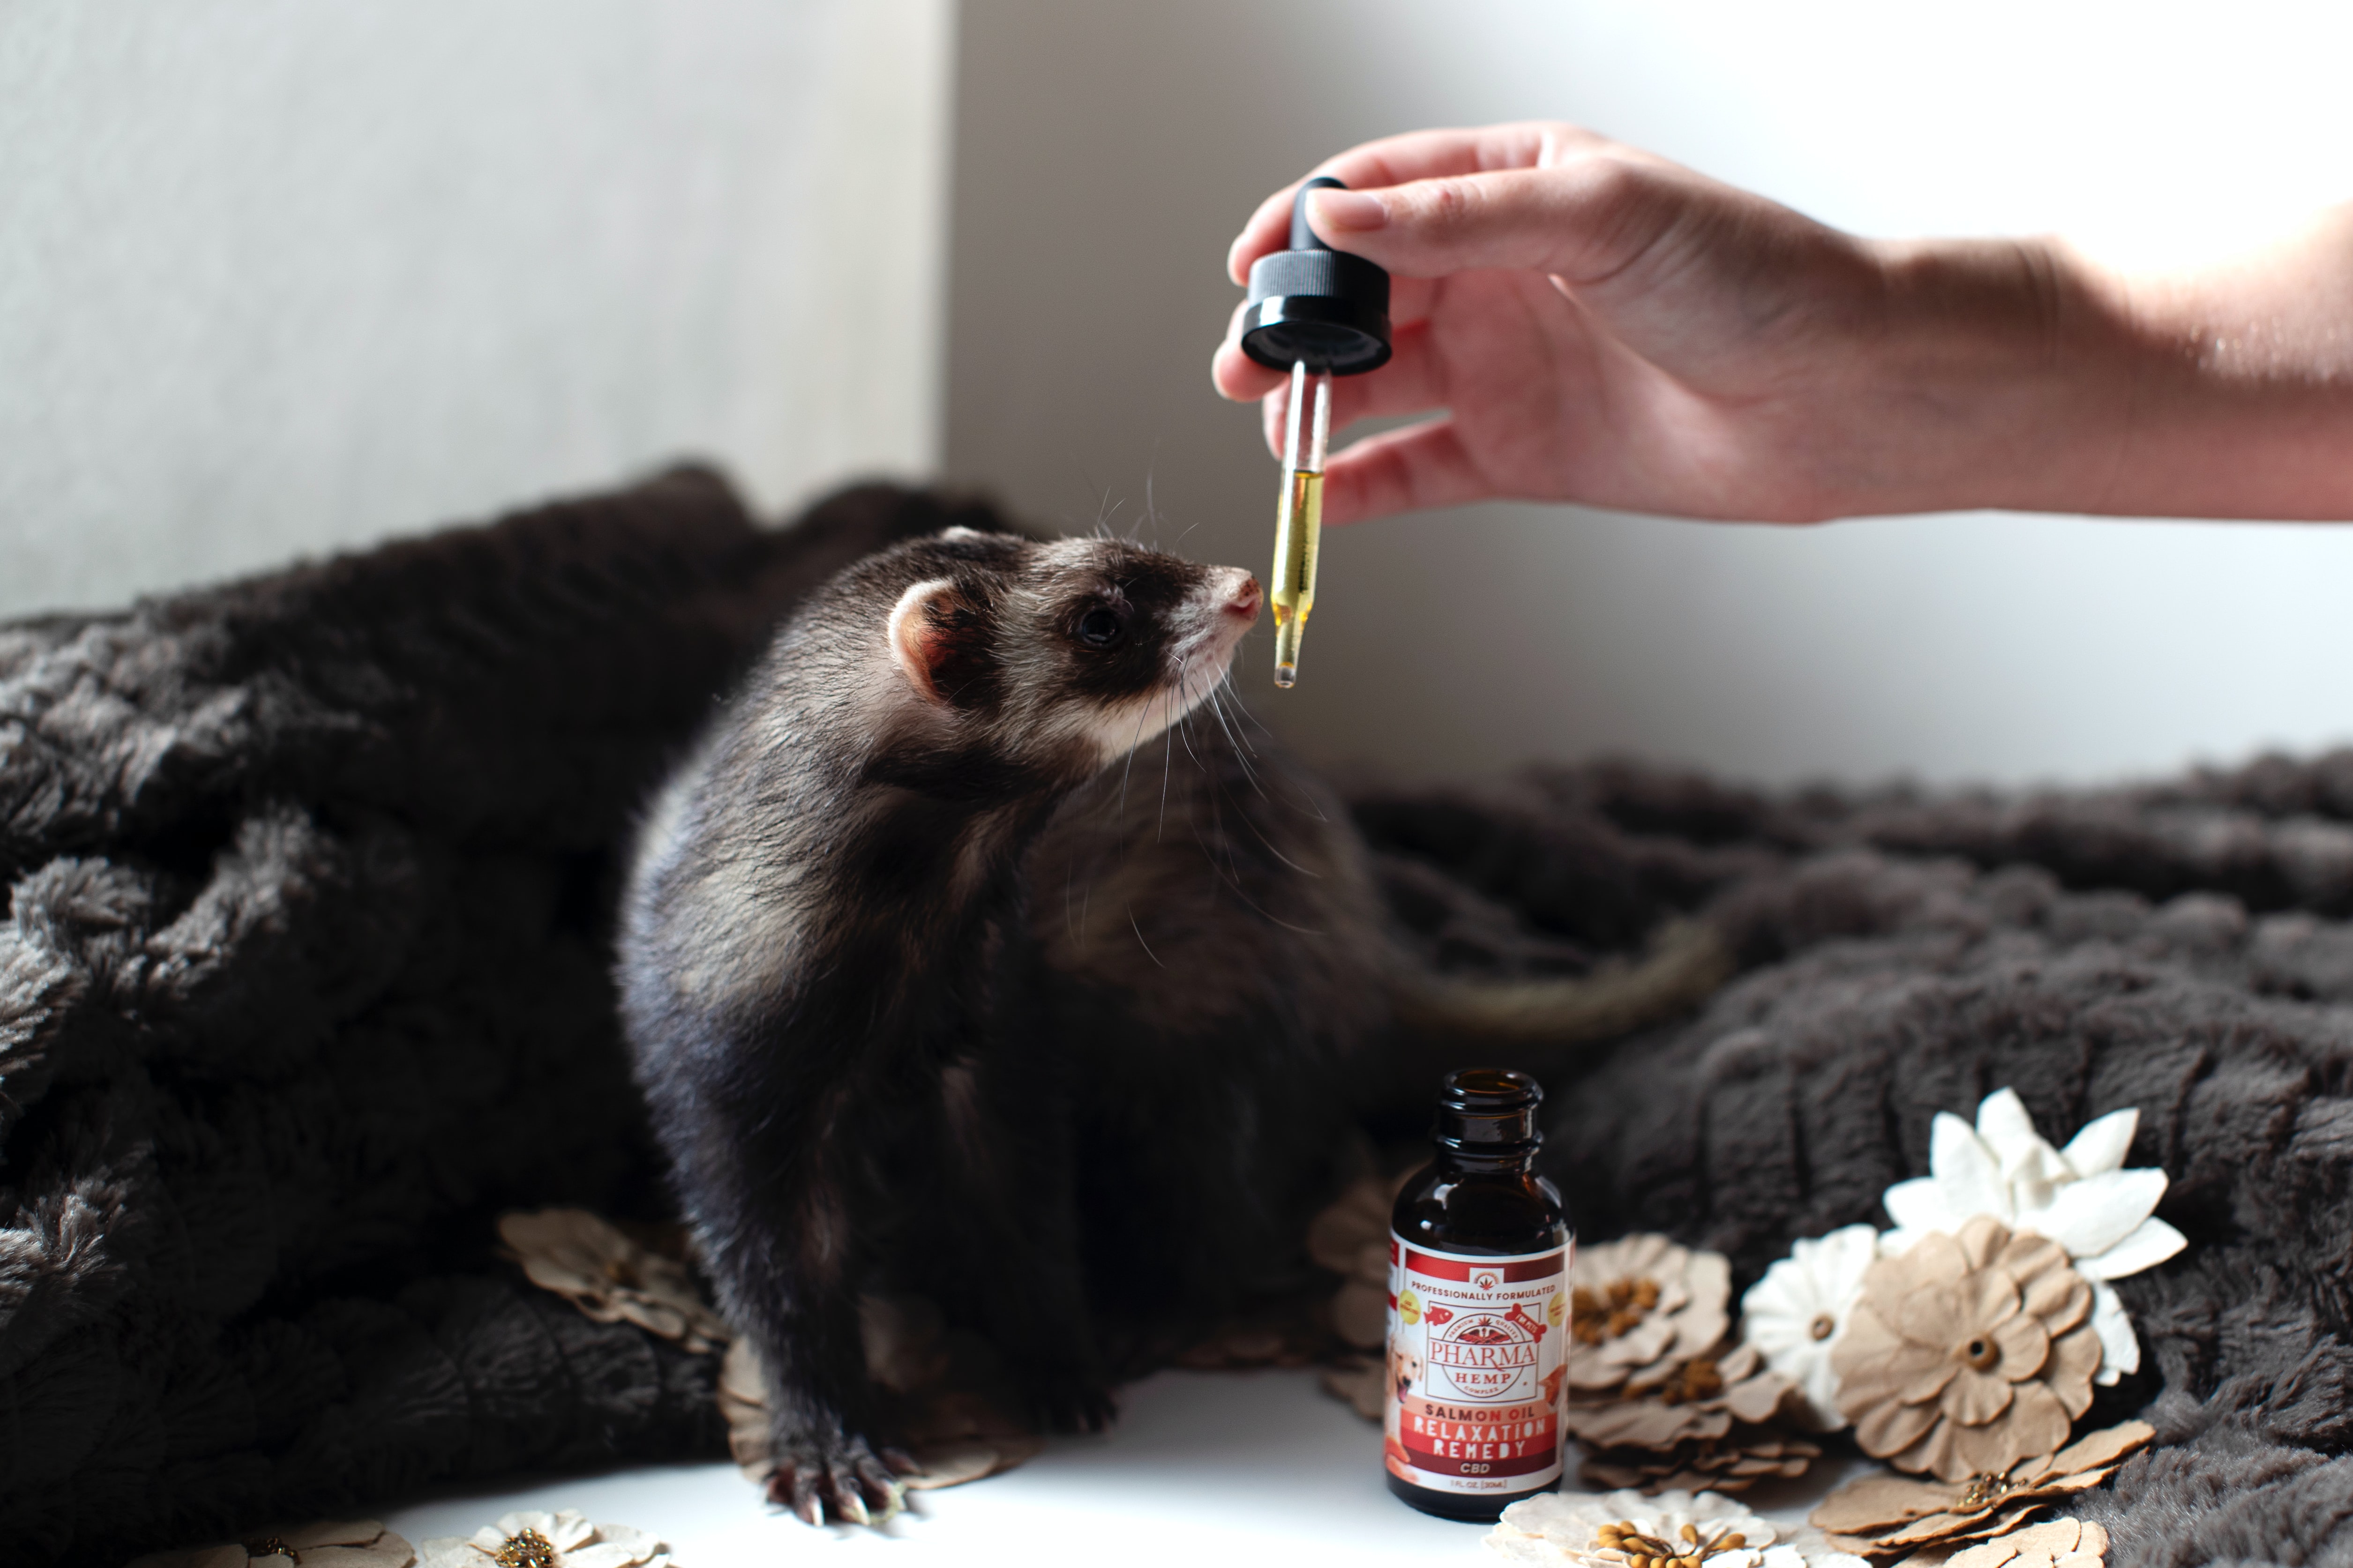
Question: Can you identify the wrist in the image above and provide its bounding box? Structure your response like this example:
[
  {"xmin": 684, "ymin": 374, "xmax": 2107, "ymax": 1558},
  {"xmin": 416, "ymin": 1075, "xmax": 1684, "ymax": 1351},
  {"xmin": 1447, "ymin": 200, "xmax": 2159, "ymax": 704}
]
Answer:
[
  {"xmin": 1862, "ymin": 219, "xmax": 2353, "ymax": 522},
  {"xmin": 2088, "ymin": 214, "xmax": 2353, "ymax": 519},
  {"xmin": 1847, "ymin": 235, "xmax": 2144, "ymax": 519}
]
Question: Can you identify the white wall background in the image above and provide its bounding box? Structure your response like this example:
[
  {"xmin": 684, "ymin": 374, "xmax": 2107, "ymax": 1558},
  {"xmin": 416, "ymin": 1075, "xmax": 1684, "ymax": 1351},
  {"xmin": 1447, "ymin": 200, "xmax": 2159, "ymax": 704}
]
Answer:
[
  {"xmin": 0, "ymin": 0, "xmax": 952, "ymax": 618},
  {"xmin": 10, "ymin": 2, "xmax": 2353, "ymax": 790},
  {"xmin": 943, "ymin": 0, "xmax": 2353, "ymax": 788}
]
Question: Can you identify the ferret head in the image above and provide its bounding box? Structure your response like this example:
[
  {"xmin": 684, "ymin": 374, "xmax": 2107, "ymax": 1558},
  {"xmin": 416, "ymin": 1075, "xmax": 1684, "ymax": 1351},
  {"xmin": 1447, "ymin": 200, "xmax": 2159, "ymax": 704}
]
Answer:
[{"xmin": 853, "ymin": 527, "xmax": 1260, "ymax": 793}]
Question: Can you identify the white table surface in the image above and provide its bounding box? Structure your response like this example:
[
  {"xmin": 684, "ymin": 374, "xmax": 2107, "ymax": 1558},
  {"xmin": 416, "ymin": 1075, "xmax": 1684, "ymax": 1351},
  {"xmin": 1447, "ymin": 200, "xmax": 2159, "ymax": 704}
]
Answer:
[{"xmin": 381, "ymin": 1368, "xmax": 1863, "ymax": 1567}]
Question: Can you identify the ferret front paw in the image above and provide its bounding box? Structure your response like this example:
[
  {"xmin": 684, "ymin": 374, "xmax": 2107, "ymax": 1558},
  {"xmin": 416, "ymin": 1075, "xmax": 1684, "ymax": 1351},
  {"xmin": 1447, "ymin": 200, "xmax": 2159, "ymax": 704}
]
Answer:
[
  {"xmin": 1022, "ymin": 1372, "xmax": 1118, "ymax": 1435},
  {"xmin": 764, "ymin": 1427, "xmax": 912, "ymax": 1527}
]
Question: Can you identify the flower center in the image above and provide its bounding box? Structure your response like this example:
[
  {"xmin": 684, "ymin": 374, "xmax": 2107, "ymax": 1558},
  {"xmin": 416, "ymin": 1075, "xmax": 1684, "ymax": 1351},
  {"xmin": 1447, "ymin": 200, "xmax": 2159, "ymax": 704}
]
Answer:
[
  {"xmin": 495, "ymin": 1530, "xmax": 561, "ymax": 1568},
  {"xmin": 1956, "ymin": 1472, "xmax": 2017, "ymax": 1510},
  {"xmin": 1570, "ymin": 1276, "xmax": 1662, "ymax": 1345},
  {"xmin": 1808, "ymin": 1313, "xmax": 1836, "ymax": 1341},
  {"xmin": 1959, "ymin": 1336, "xmax": 2001, "ymax": 1372},
  {"xmin": 1655, "ymin": 1357, "xmax": 1724, "ymax": 1406},
  {"xmin": 1595, "ymin": 1520, "xmax": 1750, "ymax": 1567}
]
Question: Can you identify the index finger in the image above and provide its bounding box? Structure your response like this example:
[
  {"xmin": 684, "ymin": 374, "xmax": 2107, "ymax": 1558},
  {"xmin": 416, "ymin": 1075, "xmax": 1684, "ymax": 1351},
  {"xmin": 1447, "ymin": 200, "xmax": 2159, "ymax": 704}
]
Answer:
[{"xmin": 1224, "ymin": 121, "xmax": 1608, "ymax": 283}]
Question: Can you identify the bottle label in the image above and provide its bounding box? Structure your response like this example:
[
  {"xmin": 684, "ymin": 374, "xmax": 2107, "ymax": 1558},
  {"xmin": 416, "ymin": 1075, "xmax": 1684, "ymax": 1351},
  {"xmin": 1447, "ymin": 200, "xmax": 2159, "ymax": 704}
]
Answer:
[{"xmin": 1382, "ymin": 1234, "xmax": 1571, "ymax": 1496}]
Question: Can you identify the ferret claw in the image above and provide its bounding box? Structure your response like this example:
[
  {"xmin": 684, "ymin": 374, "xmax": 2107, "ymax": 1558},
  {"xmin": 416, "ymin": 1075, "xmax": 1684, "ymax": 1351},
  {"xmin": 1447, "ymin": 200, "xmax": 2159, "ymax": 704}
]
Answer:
[{"xmin": 768, "ymin": 1435, "xmax": 906, "ymax": 1528}]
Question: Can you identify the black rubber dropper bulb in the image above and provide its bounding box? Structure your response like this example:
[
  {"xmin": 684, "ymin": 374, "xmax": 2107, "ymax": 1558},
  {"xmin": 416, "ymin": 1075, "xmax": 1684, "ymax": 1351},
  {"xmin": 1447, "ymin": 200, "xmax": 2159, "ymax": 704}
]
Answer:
[{"xmin": 1239, "ymin": 176, "xmax": 1393, "ymax": 375}]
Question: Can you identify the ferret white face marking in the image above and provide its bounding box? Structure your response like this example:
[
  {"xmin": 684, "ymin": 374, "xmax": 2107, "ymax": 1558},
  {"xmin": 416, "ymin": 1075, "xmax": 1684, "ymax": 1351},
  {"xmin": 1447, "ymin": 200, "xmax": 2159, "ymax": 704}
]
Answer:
[
  {"xmin": 1072, "ymin": 564, "xmax": 1259, "ymax": 765},
  {"xmin": 871, "ymin": 530, "xmax": 1262, "ymax": 784}
]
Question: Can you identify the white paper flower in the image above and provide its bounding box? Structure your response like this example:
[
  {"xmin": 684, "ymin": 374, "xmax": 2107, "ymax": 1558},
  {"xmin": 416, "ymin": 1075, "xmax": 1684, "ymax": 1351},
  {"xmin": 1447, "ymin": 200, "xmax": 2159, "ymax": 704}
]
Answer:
[
  {"xmin": 1739, "ymin": 1223, "xmax": 1879, "ymax": 1430},
  {"xmin": 1879, "ymin": 1089, "xmax": 2186, "ymax": 1384},
  {"xmin": 1484, "ymin": 1488, "xmax": 1866, "ymax": 1568},
  {"xmin": 415, "ymin": 1510, "xmax": 670, "ymax": 1568}
]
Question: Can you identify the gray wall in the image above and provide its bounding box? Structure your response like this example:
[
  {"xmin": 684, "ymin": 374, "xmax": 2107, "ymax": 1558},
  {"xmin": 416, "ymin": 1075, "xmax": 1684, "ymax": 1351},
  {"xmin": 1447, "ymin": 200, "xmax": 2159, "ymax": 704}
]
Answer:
[
  {"xmin": 0, "ymin": 0, "xmax": 952, "ymax": 617},
  {"xmin": 944, "ymin": 0, "xmax": 2353, "ymax": 787}
]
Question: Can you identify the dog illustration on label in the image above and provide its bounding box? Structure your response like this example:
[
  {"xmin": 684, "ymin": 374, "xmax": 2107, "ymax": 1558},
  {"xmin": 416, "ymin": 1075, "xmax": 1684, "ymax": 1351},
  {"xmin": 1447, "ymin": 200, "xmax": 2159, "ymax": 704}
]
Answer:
[
  {"xmin": 1384, "ymin": 1330, "xmax": 1425, "ymax": 1465},
  {"xmin": 1429, "ymin": 1309, "xmax": 1541, "ymax": 1401}
]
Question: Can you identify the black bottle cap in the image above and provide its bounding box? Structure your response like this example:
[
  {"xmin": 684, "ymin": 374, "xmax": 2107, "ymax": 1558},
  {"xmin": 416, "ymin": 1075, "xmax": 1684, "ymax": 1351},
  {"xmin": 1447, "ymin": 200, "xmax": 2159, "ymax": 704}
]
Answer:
[
  {"xmin": 1240, "ymin": 176, "xmax": 1393, "ymax": 376},
  {"xmin": 1432, "ymin": 1068, "xmax": 1544, "ymax": 1156}
]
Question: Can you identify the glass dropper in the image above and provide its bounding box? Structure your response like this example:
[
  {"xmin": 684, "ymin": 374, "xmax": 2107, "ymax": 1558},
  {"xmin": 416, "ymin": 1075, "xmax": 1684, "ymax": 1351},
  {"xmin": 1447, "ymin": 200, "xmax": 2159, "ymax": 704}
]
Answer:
[
  {"xmin": 1236, "ymin": 172, "xmax": 1392, "ymax": 690},
  {"xmin": 1269, "ymin": 360, "xmax": 1332, "ymax": 688}
]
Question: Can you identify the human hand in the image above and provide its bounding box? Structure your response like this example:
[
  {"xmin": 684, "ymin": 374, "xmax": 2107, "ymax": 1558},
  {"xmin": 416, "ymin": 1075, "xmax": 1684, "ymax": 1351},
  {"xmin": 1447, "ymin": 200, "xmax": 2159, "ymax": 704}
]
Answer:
[{"xmin": 1214, "ymin": 122, "xmax": 2137, "ymax": 526}]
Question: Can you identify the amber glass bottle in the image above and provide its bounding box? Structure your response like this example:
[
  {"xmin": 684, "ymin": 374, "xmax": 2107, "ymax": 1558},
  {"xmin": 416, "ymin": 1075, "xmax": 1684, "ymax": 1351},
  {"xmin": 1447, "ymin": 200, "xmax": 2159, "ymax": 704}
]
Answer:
[{"xmin": 1383, "ymin": 1068, "xmax": 1575, "ymax": 1522}]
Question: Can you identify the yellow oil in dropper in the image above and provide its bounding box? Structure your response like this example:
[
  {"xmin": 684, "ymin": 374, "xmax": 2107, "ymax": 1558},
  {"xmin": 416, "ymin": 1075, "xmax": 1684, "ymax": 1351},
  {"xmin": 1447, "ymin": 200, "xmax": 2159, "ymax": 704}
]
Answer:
[{"xmin": 1270, "ymin": 359, "xmax": 1332, "ymax": 688}]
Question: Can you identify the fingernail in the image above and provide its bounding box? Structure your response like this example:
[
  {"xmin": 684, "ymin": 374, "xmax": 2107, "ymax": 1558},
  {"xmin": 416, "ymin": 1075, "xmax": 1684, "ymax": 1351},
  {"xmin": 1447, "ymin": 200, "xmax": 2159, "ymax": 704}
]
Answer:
[{"xmin": 1308, "ymin": 188, "xmax": 1387, "ymax": 233}]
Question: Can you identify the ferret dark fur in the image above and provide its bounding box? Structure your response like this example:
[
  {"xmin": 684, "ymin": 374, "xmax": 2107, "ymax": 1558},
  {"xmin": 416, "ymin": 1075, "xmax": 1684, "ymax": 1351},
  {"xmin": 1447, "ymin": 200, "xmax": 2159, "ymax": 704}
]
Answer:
[{"xmin": 616, "ymin": 526, "xmax": 1724, "ymax": 1523}]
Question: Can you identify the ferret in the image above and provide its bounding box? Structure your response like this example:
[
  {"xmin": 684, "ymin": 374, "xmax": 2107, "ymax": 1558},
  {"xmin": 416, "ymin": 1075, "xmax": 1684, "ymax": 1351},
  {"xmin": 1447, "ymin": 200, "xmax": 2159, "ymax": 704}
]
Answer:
[{"xmin": 616, "ymin": 526, "xmax": 1724, "ymax": 1523}]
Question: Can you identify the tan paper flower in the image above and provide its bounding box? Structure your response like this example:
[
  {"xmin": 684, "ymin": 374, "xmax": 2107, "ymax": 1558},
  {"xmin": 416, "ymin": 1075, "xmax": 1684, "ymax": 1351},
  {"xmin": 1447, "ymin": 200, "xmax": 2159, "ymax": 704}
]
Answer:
[
  {"xmin": 1177, "ymin": 1322, "xmax": 1321, "ymax": 1369},
  {"xmin": 1809, "ymin": 1421, "xmax": 2151, "ymax": 1553},
  {"xmin": 1321, "ymin": 1356, "xmax": 1386, "ymax": 1421},
  {"xmin": 1175, "ymin": 1295, "xmax": 1328, "ymax": 1371},
  {"xmin": 127, "ymin": 1521, "xmax": 415, "ymax": 1568},
  {"xmin": 1565, "ymin": 1340, "xmax": 1791, "ymax": 1449},
  {"xmin": 414, "ymin": 1510, "xmax": 668, "ymax": 1568},
  {"xmin": 1307, "ymin": 1169, "xmax": 1409, "ymax": 1351},
  {"xmin": 1831, "ymin": 1216, "xmax": 2100, "ymax": 1481},
  {"xmin": 499, "ymin": 1210, "xmax": 729, "ymax": 1354},
  {"xmin": 1569, "ymin": 1235, "xmax": 1731, "ymax": 1392},
  {"xmin": 1564, "ymin": 1338, "xmax": 1812, "ymax": 1495},
  {"xmin": 1937, "ymin": 1517, "xmax": 2110, "ymax": 1568},
  {"xmin": 1579, "ymin": 1423, "xmax": 1823, "ymax": 1496},
  {"xmin": 719, "ymin": 1297, "xmax": 1044, "ymax": 1500}
]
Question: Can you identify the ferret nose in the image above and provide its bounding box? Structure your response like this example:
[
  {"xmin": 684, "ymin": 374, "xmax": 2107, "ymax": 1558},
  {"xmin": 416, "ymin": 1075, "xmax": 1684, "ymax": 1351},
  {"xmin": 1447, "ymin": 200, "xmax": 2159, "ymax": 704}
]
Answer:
[{"xmin": 1219, "ymin": 569, "xmax": 1261, "ymax": 624}]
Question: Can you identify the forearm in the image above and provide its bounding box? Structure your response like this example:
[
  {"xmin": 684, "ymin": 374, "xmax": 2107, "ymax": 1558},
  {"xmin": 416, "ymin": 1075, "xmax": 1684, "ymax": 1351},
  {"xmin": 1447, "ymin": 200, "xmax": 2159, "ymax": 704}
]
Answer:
[{"xmin": 1865, "ymin": 211, "xmax": 2353, "ymax": 522}]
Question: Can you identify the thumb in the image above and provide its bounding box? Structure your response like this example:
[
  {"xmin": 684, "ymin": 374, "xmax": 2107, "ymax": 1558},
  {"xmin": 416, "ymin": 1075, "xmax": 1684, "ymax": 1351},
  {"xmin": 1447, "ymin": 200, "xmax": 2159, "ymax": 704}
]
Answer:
[{"xmin": 1305, "ymin": 160, "xmax": 1684, "ymax": 286}]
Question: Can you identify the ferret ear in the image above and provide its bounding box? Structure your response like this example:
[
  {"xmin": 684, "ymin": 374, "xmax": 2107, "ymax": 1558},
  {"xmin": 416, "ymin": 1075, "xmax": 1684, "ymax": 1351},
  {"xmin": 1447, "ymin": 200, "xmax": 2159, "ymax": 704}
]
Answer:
[{"xmin": 888, "ymin": 577, "xmax": 977, "ymax": 704}]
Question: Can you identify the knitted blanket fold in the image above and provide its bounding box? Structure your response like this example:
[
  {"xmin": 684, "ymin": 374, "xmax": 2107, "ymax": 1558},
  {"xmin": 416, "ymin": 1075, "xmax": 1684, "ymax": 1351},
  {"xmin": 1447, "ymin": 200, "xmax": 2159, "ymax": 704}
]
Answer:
[
  {"xmin": 0, "ymin": 470, "xmax": 981, "ymax": 1566},
  {"xmin": 5, "ymin": 475, "xmax": 2347, "ymax": 1565}
]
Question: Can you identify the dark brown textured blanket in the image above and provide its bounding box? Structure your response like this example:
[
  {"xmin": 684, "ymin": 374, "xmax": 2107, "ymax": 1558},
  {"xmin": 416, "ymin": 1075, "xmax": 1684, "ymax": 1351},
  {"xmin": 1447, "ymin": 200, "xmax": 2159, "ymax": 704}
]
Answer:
[{"xmin": 3, "ymin": 472, "xmax": 2346, "ymax": 1565}]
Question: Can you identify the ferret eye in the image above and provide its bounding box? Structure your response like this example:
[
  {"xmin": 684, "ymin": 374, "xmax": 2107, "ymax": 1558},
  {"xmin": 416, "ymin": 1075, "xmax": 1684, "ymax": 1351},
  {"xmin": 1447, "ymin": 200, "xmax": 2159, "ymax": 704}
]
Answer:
[{"xmin": 1075, "ymin": 606, "xmax": 1125, "ymax": 648}]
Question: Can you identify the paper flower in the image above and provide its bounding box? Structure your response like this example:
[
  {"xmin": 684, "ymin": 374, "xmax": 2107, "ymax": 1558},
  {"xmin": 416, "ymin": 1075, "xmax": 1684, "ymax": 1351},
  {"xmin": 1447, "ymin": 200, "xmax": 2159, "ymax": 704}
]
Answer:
[
  {"xmin": 1833, "ymin": 1216, "xmax": 2101, "ymax": 1481},
  {"xmin": 1577, "ymin": 1421, "xmax": 1821, "ymax": 1497},
  {"xmin": 1174, "ymin": 1314, "xmax": 1322, "ymax": 1371},
  {"xmin": 1739, "ymin": 1223, "xmax": 1879, "ymax": 1430},
  {"xmin": 1564, "ymin": 1329, "xmax": 1812, "ymax": 1496},
  {"xmin": 1484, "ymin": 1488, "xmax": 1866, "ymax": 1568},
  {"xmin": 1808, "ymin": 1420, "xmax": 2151, "ymax": 1553},
  {"xmin": 1942, "ymin": 1516, "xmax": 2110, "ymax": 1568},
  {"xmin": 1568, "ymin": 1235, "xmax": 1731, "ymax": 1392},
  {"xmin": 499, "ymin": 1210, "xmax": 730, "ymax": 1354},
  {"xmin": 127, "ymin": 1521, "xmax": 415, "ymax": 1568},
  {"xmin": 1306, "ymin": 1170, "xmax": 1408, "ymax": 1351},
  {"xmin": 1320, "ymin": 1356, "xmax": 1386, "ymax": 1421},
  {"xmin": 415, "ymin": 1511, "xmax": 668, "ymax": 1568},
  {"xmin": 1880, "ymin": 1089, "xmax": 2186, "ymax": 1383}
]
